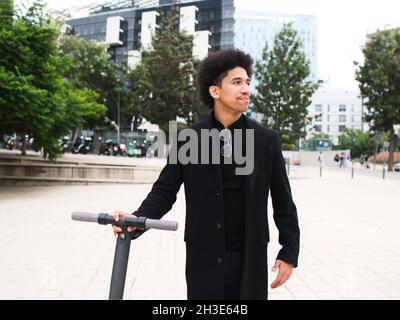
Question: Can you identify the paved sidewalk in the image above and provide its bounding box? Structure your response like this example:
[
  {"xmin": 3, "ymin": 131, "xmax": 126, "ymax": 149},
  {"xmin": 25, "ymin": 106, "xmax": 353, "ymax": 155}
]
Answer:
[{"xmin": 0, "ymin": 165, "xmax": 399, "ymax": 300}]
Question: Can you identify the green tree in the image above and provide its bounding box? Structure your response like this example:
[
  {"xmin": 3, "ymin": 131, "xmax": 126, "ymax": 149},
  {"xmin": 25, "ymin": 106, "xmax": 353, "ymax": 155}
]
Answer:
[
  {"xmin": 0, "ymin": 1, "xmax": 106, "ymax": 159},
  {"xmin": 253, "ymin": 23, "xmax": 320, "ymax": 150},
  {"xmin": 355, "ymin": 28, "xmax": 400, "ymax": 171},
  {"xmin": 0, "ymin": 0, "xmax": 13, "ymax": 24},
  {"xmin": 134, "ymin": 6, "xmax": 201, "ymax": 136},
  {"xmin": 336, "ymin": 128, "xmax": 374, "ymax": 160},
  {"xmin": 125, "ymin": 63, "xmax": 146, "ymax": 131},
  {"xmin": 58, "ymin": 33, "xmax": 120, "ymax": 128},
  {"xmin": 311, "ymin": 132, "xmax": 330, "ymax": 140}
]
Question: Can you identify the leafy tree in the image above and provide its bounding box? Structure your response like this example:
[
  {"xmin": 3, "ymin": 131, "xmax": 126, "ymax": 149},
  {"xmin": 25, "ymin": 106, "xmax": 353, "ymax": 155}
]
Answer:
[
  {"xmin": 311, "ymin": 132, "xmax": 330, "ymax": 140},
  {"xmin": 253, "ymin": 23, "xmax": 320, "ymax": 150},
  {"xmin": 0, "ymin": 1, "xmax": 106, "ymax": 159},
  {"xmin": 0, "ymin": 0, "xmax": 13, "ymax": 24},
  {"xmin": 58, "ymin": 33, "xmax": 120, "ymax": 128},
  {"xmin": 355, "ymin": 28, "xmax": 400, "ymax": 171},
  {"xmin": 133, "ymin": 6, "xmax": 201, "ymax": 136},
  {"xmin": 336, "ymin": 128, "xmax": 374, "ymax": 160}
]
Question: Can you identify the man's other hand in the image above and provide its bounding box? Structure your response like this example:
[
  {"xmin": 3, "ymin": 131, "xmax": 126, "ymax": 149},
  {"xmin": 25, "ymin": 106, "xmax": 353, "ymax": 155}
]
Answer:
[{"xmin": 270, "ymin": 259, "xmax": 293, "ymax": 289}]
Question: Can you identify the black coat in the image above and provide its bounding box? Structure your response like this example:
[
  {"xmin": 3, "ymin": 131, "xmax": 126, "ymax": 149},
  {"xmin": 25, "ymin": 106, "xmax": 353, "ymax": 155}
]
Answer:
[{"xmin": 132, "ymin": 114, "xmax": 300, "ymax": 300}]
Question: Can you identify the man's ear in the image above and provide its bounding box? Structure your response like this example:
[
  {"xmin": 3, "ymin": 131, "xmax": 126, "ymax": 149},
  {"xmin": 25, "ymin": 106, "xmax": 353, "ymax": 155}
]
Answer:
[{"xmin": 209, "ymin": 86, "xmax": 220, "ymax": 100}]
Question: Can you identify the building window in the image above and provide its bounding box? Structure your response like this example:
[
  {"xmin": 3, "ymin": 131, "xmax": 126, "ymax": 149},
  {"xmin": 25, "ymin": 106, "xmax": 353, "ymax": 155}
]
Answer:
[
  {"xmin": 315, "ymin": 114, "xmax": 322, "ymax": 122},
  {"xmin": 339, "ymin": 104, "xmax": 346, "ymax": 112},
  {"xmin": 351, "ymin": 115, "xmax": 354, "ymax": 122},
  {"xmin": 315, "ymin": 125, "xmax": 322, "ymax": 132},
  {"xmin": 339, "ymin": 125, "xmax": 346, "ymax": 132},
  {"xmin": 315, "ymin": 104, "xmax": 322, "ymax": 112},
  {"xmin": 327, "ymin": 105, "xmax": 330, "ymax": 112},
  {"xmin": 339, "ymin": 115, "xmax": 346, "ymax": 122},
  {"xmin": 327, "ymin": 125, "xmax": 330, "ymax": 132}
]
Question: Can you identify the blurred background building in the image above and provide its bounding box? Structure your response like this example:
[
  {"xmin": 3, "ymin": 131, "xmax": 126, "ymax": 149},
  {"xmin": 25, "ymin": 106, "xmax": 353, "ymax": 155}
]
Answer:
[{"xmin": 307, "ymin": 88, "xmax": 369, "ymax": 144}]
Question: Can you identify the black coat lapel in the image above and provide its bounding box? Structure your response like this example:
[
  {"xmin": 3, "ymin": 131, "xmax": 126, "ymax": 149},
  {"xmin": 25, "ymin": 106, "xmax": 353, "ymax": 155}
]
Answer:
[
  {"xmin": 243, "ymin": 116, "xmax": 267, "ymax": 199},
  {"xmin": 201, "ymin": 113, "xmax": 223, "ymax": 190}
]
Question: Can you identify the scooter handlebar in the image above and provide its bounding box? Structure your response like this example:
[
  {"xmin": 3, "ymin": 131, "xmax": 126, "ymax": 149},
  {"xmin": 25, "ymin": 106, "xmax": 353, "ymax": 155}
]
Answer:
[
  {"xmin": 71, "ymin": 212, "xmax": 178, "ymax": 231},
  {"xmin": 144, "ymin": 218, "xmax": 178, "ymax": 231},
  {"xmin": 71, "ymin": 211, "xmax": 99, "ymax": 223}
]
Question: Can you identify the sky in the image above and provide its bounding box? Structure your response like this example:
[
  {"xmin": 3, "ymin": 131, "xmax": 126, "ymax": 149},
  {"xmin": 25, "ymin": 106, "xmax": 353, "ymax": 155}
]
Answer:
[{"xmin": 14, "ymin": 0, "xmax": 400, "ymax": 90}]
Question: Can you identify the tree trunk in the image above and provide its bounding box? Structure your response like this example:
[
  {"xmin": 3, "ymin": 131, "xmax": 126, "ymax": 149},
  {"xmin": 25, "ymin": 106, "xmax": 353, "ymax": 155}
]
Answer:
[
  {"xmin": 132, "ymin": 115, "xmax": 141, "ymax": 131},
  {"xmin": 71, "ymin": 127, "xmax": 82, "ymax": 145},
  {"xmin": 388, "ymin": 130, "xmax": 395, "ymax": 172},
  {"xmin": 20, "ymin": 135, "xmax": 27, "ymax": 156}
]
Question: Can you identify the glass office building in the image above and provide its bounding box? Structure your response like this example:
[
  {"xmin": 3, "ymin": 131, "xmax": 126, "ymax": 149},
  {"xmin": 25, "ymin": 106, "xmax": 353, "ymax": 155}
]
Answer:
[{"xmin": 66, "ymin": 0, "xmax": 235, "ymax": 65}]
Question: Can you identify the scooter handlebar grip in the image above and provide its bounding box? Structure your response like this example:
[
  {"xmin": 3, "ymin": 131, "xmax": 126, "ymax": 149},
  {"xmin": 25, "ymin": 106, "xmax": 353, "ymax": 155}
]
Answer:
[
  {"xmin": 71, "ymin": 211, "xmax": 99, "ymax": 223},
  {"xmin": 145, "ymin": 218, "xmax": 178, "ymax": 231}
]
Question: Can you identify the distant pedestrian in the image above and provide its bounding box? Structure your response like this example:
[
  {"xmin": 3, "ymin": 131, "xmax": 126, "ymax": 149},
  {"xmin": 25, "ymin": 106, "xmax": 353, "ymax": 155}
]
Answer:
[
  {"xmin": 359, "ymin": 153, "xmax": 365, "ymax": 167},
  {"xmin": 318, "ymin": 151, "xmax": 324, "ymax": 166},
  {"xmin": 334, "ymin": 153, "xmax": 340, "ymax": 167},
  {"xmin": 339, "ymin": 152, "xmax": 346, "ymax": 168},
  {"xmin": 363, "ymin": 154, "xmax": 370, "ymax": 169}
]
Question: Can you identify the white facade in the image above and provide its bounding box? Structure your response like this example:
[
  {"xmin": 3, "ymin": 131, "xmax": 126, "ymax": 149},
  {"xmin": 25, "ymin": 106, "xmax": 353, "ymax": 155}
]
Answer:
[
  {"xmin": 193, "ymin": 30, "xmax": 211, "ymax": 60},
  {"xmin": 179, "ymin": 6, "xmax": 198, "ymax": 35},
  {"xmin": 308, "ymin": 89, "xmax": 370, "ymax": 144},
  {"xmin": 234, "ymin": 11, "xmax": 318, "ymax": 84},
  {"xmin": 140, "ymin": 11, "xmax": 159, "ymax": 51},
  {"xmin": 178, "ymin": 5, "xmax": 210, "ymax": 60},
  {"xmin": 105, "ymin": 16, "xmax": 124, "ymax": 46},
  {"xmin": 138, "ymin": 6, "xmax": 210, "ymax": 60},
  {"xmin": 127, "ymin": 50, "xmax": 142, "ymax": 69}
]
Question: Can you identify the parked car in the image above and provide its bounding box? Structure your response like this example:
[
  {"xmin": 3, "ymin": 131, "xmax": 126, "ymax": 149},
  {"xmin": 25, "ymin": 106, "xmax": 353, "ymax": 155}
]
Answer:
[{"xmin": 394, "ymin": 163, "xmax": 400, "ymax": 172}]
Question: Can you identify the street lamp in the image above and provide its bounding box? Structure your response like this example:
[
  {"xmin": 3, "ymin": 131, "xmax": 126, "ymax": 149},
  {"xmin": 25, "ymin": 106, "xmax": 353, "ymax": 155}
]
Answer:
[
  {"xmin": 116, "ymin": 78, "xmax": 121, "ymax": 144},
  {"xmin": 360, "ymin": 93, "xmax": 364, "ymax": 133},
  {"xmin": 117, "ymin": 89, "xmax": 120, "ymax": 144}
]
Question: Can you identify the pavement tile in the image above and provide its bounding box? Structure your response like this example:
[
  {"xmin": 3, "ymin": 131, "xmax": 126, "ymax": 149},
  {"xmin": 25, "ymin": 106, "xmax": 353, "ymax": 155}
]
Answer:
[{"xmin": 1, "ymin": 164, "xmax": 399, "ymax": 300}]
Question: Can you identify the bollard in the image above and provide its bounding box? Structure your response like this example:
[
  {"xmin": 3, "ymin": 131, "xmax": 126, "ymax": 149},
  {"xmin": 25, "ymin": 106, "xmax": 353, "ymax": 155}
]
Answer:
[
  {"xmin": 319, "ymin": 164, "xmax": 322, "ymax": 178},
  {"xmin": 383, "ymin": 167, "xmax": 386, "ymax": 180},
  {"xmin": 351, "ymin": 162, "xmax": 354, "ymax": 179},
  {"xmin": 285, "ymin": 158, "xmax": 290, "ymax": 176}
]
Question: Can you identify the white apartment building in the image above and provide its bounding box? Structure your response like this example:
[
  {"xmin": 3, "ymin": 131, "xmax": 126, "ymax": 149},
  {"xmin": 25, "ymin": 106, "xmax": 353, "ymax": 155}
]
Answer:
[
  {"xmin": 234, "ymin": 10, "xmax": 318, "ymax": 85},
  {"xmin": 308, "ymin": 88, "xmax": 370, "ymax": 144}
]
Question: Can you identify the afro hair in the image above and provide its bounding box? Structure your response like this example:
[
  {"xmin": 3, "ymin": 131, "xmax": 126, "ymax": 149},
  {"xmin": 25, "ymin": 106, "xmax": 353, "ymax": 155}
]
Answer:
[{"xmin": 196, "ymin": 49, "xmax": 253, "ymax": 109}]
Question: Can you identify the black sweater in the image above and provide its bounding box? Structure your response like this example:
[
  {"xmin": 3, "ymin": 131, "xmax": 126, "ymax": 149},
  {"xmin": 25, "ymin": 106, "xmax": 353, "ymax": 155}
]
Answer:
[{"xmin": 211, "ymin": 113, "xmax": 246, "ymax": 247}]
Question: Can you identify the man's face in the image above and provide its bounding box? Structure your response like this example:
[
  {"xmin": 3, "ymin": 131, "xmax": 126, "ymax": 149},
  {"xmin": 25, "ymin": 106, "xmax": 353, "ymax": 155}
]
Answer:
[{"xmin": 210, "ymin": 66, "xmax": 251, "ymax": 114}]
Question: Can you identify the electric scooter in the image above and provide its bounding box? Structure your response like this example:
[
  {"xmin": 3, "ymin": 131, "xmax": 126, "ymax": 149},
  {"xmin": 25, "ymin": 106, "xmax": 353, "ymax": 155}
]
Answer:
[{"xmin": 71, "ymin": 211, "xmax": 178, "ymax": 300}]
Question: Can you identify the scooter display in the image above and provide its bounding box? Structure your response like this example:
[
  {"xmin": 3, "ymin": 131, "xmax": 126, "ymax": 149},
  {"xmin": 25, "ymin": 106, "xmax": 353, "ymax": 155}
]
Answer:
[
  {"xmin": 6, "ymin": 136, "xmax": 17, "ymax": 150},
  {"xmin": 61, "ymin": 136, "xmax": 70, "ymax": 153},
  {"xmin": 128, "ymin": 142, "xmax": 142, "ymax": 157},
  {"xmin": 98, "ymin": 139, "xmax": 113, "ymax": 156},
  {"xmin": 72, "ymin": 137, "xmax": 92, "ymax": 154},
  {"xmin": 71, "ymin": 211, "xmax": 178, "ymax": 300}
]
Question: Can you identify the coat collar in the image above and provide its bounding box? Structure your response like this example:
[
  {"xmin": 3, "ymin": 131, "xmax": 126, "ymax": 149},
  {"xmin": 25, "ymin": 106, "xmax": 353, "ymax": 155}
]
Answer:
[{"xmin": 203, "ymin": 111, "xmax": 267, "ymax": 196}]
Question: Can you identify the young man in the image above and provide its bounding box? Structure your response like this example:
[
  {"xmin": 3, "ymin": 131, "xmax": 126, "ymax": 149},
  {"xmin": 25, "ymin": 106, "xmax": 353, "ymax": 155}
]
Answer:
[{"xmin": 113, "ymin": 49, "xmax": 300, "ymax": 300}]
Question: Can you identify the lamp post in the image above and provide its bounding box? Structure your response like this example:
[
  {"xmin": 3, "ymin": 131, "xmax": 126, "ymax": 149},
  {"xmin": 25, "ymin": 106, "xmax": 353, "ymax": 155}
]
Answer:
[
  {"xmin": 360, "ymin": 94, "xmax": 364, "ymax": 133},
  {"xmin": 115, "ymin": 77, "xmax": 122, "ymax": 145},
  {"xmin": 117, "ymin": 89, "xmax": 120, "ymax": 144}
]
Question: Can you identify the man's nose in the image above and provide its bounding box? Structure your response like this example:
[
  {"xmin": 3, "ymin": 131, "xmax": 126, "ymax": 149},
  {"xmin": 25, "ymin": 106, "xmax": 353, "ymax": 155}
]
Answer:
[{"xmin": 241, "ymin": 83, "xmax": 250, "ymax": 95}]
